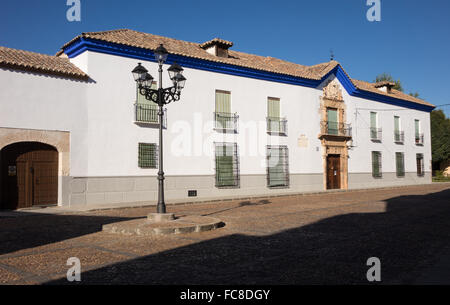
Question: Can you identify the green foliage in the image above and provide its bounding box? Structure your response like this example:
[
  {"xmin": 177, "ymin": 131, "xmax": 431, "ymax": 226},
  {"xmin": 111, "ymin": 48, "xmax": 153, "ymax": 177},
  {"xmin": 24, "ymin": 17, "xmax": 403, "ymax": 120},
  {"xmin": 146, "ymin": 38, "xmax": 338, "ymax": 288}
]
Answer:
[
  {"xmin": 409, "ymin": 92, "xmax": 420, "ymax": 98},
  {"xmin": 431, "ymin": 110, "xmax": 450, "ymax": 163},
  {"xmin": 374, "ymin": 73, "xmax": 404, "ymax": 92}
]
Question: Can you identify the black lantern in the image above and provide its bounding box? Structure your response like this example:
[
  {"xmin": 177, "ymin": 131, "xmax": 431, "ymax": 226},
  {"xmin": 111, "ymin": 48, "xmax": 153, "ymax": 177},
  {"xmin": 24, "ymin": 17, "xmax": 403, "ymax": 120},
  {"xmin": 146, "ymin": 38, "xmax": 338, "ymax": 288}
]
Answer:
[
  {"xmin": 154, "ymin": 44, "xmax": 168, "ymax": 64},
  {"xmin": 142, "ymin": 73, "xmax": 154, "ymax": 87},
  {"xmin": 173, "ymin": 74, "xmax": 186, "ymax": 91},
  {"xmin": 168, "ymin": 62, "xmax": 184, "ymax": 81},
  {"xmin": 132, "ymin": 63, "xmax": 148, "ymax": 83}
]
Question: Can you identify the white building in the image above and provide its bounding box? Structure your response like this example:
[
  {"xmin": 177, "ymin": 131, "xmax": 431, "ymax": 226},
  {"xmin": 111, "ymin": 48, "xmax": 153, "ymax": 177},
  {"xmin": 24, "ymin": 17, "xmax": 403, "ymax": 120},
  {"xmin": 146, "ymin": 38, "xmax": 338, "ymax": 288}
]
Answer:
[{"xmin": 0, "ymin": 29, "xmax": 434, "ymax": 210}]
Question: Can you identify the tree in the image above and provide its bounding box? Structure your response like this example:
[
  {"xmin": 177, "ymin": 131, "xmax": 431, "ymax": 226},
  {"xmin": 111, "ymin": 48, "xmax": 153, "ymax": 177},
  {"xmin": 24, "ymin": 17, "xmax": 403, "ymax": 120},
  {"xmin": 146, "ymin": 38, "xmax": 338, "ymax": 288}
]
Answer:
[
  {"xmin": 409, "ymin": 92, "xmax": 420, "ymax": 98},
  {"xmin": 374, "ymin": 73, "xmax": 404, "ymax": 92},
  {"xmin": 431, "ymin": 110, "xmax": 450, "ymax": 165}
]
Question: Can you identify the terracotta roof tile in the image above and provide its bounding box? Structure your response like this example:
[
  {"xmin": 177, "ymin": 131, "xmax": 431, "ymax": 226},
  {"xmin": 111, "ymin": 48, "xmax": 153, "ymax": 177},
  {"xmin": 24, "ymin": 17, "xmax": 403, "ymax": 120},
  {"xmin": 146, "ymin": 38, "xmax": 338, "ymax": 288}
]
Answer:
[
  {"xmin": 57, "ymin": 29, "xmax": 434, "ymax": 108},
  {"xmin": 0, "ymin": 46, "xmax": 88, "ymax": 80},
  {"xmin": 351, "ymin": 79, "xmax": 434, "ymax": 108}
]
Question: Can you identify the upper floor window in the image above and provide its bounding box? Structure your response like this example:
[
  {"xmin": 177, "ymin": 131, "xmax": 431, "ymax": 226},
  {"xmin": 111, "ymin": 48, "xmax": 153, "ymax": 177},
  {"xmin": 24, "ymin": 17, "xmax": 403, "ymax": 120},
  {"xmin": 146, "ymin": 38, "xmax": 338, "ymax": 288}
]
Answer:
[
  {"xmin": 415, "ymin": 119, "xmax": 424, "ymax": 145},
  {"xmin": 327, "ymin": 108, "xmax": 339, "ymax": 135},
  {"xmin": 394, "ymin": 116, "xmax": 404, "ymax": 144},
  {"xmin": 214, "ymin": 90, "xmax": 238, "ymax": 133},
  {"xmin": 135, "ymin": 82, "xmax": 166, "ymax": 126},
  {"xmin": 370, "ymin": 112, "xmax": 382, "ymax": 141},
  {"xmin": 267, "ymin": 97, "xmax": 287, "ymax": 135}
]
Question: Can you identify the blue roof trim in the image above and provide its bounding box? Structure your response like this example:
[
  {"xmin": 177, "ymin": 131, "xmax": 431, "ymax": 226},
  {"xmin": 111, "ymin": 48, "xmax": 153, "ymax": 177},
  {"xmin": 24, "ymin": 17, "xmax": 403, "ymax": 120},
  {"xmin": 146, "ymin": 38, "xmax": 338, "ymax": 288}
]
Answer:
[{"xmin": 63, "ymin": 38, "xmax": 434, "ymax": 112}]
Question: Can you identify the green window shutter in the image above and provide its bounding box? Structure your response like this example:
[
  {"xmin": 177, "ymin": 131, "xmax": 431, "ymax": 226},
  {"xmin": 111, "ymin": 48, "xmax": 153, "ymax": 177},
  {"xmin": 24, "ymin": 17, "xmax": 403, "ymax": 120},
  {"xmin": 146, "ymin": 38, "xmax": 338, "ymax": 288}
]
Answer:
[
  {"xmin": 215, "ymin": 90, "xmax": 231, "ymax": 113},
  {"xmin": 215, "ymin": 143, "xmax": 238, "ymax": 187},
  {"xmin": 327, "ymin": 108, "xmax": 338, "ymax": 135},
  {"xmin": 138, "ymin": 143, "xmax": 157, "ymax": 168},
  {"xmin": 267, "ymin": 146, "xmax": 289, "ymax": 187},
  {"xmin": 394, "ymin": 116, "xmax": 400, "ymax": 132},
  {"xmin": 370, "ymin": 112, "xmax": 377, "ymax": 139},
  {"xmin": 268, "ymin": 98, "xmax": 280, "ymax": 118},
  {"xmin": 370, "ymin": 112, "xmax": 377, "ymax": 128},
  {"xmin": 415, "ymin": 120, "xmax": 420, "ymax": 137}
]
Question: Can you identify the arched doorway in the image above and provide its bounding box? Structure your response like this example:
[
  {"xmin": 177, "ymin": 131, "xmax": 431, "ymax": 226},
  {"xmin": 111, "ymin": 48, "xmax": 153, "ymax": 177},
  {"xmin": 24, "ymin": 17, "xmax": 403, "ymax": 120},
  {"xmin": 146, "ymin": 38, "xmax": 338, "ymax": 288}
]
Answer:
[{"xmin": 1, "ymin": 142, "xmax": 58, "ymax": 210}]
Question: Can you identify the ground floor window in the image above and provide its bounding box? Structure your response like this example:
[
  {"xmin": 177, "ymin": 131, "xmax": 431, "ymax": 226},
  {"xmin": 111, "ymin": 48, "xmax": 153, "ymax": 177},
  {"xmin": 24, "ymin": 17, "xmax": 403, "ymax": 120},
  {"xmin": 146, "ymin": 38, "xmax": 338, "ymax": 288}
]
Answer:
[
  {"xmin": 138, "ymin": 143, "xmax": 158, "ymax": 168},
  {"xmin": 396, "ymin": 152, "xmax": 405, "ymax": 177},
  {"xmin": 416, "ymin": 153, "xmax": 425, "ymax": 176},
  {"xmin": 372, "ymin": 151, "xmax": 382, "ymax": 178},
  {"xmin": 267, "ymin": 145, "xmax": 289, "ymax": 187},
  {"xmin": 215, "ymin": 142, "xmax": 239, "ymax": 187}
]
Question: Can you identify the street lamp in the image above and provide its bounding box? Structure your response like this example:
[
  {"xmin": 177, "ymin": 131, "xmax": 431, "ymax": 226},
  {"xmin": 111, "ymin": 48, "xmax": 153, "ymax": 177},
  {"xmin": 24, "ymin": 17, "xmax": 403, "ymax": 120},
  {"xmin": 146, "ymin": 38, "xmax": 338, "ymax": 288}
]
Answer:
[{"xmin": 131, "ymin": 44, "xmax": 186, "ymax": 214}]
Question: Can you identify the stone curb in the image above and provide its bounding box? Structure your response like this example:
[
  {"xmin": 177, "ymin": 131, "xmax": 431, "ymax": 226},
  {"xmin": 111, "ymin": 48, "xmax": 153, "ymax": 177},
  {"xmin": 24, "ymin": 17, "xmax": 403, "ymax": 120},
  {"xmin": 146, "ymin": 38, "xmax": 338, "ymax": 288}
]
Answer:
[{"xmin": 102, "ymin": 215, "xmax": 224, "ymax": 236}]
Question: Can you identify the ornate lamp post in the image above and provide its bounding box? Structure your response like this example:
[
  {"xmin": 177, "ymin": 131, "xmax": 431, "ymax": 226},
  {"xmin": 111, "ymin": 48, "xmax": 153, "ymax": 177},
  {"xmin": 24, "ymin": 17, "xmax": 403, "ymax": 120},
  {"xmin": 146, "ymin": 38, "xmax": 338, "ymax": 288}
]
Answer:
[{"xmin": 132, "ymin": 44, "xmax": 187, "ymax": 214}]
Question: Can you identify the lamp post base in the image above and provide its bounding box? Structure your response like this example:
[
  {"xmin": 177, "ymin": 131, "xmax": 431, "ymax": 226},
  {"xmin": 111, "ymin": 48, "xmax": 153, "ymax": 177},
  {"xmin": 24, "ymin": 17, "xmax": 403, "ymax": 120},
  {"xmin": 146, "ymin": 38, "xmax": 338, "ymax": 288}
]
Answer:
[{"xmin": 147, "ymin": 213, "xmax": 175, "ymax": 223}]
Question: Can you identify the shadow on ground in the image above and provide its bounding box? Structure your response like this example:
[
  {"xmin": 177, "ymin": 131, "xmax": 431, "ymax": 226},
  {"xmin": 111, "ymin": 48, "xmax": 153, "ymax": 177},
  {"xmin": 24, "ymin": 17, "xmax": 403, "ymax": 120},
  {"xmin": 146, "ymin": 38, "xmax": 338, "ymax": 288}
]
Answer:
[
  {"xmin": 0, "ymin": 212, "xmax": 138, "ymax": 255},
  {"xmin": 43, "ymin": 188, "xmax": 450, "ymax": 285}
]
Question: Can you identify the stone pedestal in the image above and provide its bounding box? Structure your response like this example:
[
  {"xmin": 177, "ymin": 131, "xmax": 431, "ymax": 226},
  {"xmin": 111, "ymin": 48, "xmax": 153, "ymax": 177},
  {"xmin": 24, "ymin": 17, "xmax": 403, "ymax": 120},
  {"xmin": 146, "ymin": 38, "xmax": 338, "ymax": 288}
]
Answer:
[{"xmin": 147, "ymin": 213, "xmax": 175, "ymax": 222}]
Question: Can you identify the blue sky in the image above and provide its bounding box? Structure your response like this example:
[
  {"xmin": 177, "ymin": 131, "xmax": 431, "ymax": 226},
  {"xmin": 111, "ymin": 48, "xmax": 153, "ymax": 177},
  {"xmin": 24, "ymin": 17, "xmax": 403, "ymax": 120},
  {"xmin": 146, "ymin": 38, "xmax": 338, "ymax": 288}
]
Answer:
[{"xmin": 1, "ymin": 0, "xmax": 449, "ymax": 115}]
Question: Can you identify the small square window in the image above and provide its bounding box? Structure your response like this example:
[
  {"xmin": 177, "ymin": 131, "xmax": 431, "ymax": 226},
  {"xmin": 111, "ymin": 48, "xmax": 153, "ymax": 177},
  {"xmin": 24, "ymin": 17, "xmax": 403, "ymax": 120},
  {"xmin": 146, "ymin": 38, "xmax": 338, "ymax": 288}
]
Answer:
[{"xmin": 138, "ymin": 143, "xmax": 158, "ymax": 168}]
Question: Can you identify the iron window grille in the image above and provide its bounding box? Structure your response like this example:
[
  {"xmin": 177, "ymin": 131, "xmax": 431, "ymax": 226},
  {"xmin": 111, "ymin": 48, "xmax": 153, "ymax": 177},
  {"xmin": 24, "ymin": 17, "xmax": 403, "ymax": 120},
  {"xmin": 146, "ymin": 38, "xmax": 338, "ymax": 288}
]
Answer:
[
  {"xmin": 370, "ymin": 128, "xmax": 382, "ymax": 142},
  {"xmin": 267, "ymin": 117, "xmax": 288, "ymax": 135},
  {"xmin": 415, "ymin": 134, "xmax": 424, "ymax": 145},
  {"xmin": 416, "ymin": 154, "xmax": 425, "ymax": 177},
  {"xmin": 395, "ymin": 152, "xmax": 405, "ymax": 177},
  {"xmin": 215, "ymin": 142, "xmax": 240, "ymax": 188},
  {"xmin": 134, "ymin": 103, "xmax": 167, "ymax": 127},
  {"xmin": 394, "ymin": 131, "xmax": 405, "ymax": 144},
  {"xmin": 138, "ymin": 143, "xmax": 158, "ymax": 169},
  {"xmin": 371, "ymin": 151, "xmax": 382, "ymax": 178},
  {"xmin": 320, "ymin": 121, "xmax": 352, "ymax": 137},
  {"xmin": 267, "ymin": 145, "xmax": 290, "ymax": 188},
  {"xmin": 214, "ymin": 112, "xmax": 239, "ymax": 133}
]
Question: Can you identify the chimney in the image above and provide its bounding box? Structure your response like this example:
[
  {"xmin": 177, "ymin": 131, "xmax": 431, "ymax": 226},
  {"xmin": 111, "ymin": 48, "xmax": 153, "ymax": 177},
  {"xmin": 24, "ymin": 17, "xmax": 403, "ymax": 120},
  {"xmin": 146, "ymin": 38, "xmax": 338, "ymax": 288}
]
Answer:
[
  {"xmin": 374, "ymin": 81, "xmax": 396, "ymax": 94},
  {"xmin": 200, "ymin": 38, "xmax": 233, "ymax": 58}
]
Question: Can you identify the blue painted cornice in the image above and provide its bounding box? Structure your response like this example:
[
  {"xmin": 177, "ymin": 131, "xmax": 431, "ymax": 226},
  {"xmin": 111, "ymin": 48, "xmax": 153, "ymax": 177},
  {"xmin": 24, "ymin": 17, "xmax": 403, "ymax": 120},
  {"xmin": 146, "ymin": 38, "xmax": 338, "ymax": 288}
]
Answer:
[{"xmin": 63, "ymin": 38, "xmax": 435, "ymax": 112}]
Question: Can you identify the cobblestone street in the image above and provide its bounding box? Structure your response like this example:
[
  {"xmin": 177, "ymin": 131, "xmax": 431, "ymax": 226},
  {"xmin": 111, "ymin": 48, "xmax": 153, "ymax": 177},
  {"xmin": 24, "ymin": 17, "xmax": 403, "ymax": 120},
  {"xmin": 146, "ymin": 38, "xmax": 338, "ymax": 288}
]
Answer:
[{"xmin": 1, "ymin": 183, "xmax": 450, "ymax": 285}]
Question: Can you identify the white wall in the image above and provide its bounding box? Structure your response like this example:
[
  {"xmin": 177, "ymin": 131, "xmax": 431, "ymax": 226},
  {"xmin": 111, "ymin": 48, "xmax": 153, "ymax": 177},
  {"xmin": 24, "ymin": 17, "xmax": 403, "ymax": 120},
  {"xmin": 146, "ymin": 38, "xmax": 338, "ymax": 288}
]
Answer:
[
  {"xmin": 79, "ymin": 51, "xmax": 326, "ymax": 177},
  {"xmin": 0, "ymin": 67, "xmax": 89, "ymax": 176}
]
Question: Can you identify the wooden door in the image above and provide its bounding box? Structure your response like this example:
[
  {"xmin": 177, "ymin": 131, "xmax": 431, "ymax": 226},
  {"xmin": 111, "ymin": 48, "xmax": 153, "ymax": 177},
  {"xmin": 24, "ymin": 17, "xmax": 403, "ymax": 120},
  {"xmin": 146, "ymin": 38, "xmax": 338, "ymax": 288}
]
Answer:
[
  {"xmin": 1, "ymin": 142, "xmax": 58, "ymax": 210},
  {"xmin": 326, "ymin": 154, "xmax": 341, "ymax": 190}
]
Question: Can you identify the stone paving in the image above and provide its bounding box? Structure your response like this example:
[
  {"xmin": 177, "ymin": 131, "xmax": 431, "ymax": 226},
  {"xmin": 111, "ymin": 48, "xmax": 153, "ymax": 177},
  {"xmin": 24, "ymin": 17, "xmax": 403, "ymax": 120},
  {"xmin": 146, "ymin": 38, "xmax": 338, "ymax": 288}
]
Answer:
[{"xmin": 0, "ymin": 183, "xmax": 449, "ymax": 285}]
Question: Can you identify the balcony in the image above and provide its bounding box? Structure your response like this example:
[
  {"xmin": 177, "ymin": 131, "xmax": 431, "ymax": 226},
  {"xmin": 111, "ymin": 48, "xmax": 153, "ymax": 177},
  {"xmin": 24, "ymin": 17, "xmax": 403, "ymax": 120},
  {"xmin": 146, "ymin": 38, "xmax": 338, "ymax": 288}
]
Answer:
[
  {"xmin": 134, "ymin": 103, "xmax": 167, "ymax": 128},
  {"xmin": 394, "ymin": 131, "xmax": 405, "ymax": 144},
  {"xmin": 214, "ymin": 112, "xmax": 239, "ymax": 133},
  {"xmin": 267, "ymin": 117, "xmax": 288, "ymax": 135},
  {"xmin": 370, "ymin": 127, "xmax": 382, "ymax": 142},
  {"xmin": 415, "ymin": 133, "xmax": 424, "ymax": 145},
  {"xmin": 320, "ymin": 121, "xmax": 352, "ymax": 138}
]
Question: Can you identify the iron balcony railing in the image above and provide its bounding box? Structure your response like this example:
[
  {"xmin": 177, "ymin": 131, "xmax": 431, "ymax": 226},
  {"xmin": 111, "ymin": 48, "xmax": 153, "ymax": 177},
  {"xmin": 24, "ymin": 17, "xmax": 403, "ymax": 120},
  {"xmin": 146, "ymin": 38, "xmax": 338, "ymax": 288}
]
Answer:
[
  {"xmin": 134, "ymin": 103, "xmax": 167, "ymax": 128},
  {"xmin": 370, "ymin": 127, "xmax": 382, "ymax": 141},
  {"xmin": 267, "ymin": 117, "xmax": 288, "ymax": 135},
  {"xmin": 415, "ymin": 133, "xmax": 424, "ymax": 145},
  {"xmin": 214, "ymin": 112, "xmax": 239, "ymax": 133},
  {"xmin": 394, "ymin": 131, "xmax": 405, "ymax": 143},
  {"xmin": 320, "ymin": 121, "xmax": 352, "ymax": 137}
]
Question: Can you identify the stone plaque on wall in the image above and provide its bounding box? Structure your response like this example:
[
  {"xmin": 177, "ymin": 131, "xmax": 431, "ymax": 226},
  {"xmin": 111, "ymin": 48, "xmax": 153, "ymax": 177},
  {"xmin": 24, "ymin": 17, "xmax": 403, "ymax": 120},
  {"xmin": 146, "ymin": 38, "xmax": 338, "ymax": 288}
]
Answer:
[{"xmin": 298, "ymin": 135, "xmax": 309, "ymax": 148}]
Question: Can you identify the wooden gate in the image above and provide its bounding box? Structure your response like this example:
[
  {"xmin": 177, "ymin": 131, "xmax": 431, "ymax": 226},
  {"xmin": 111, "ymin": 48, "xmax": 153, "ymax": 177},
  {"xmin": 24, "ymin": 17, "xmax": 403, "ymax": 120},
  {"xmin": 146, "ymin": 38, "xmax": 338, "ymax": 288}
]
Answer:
[
  {"xmin": 326, "ymin": 154, "xmax": 341, "ymax": 190},
  {"xmin": 1, "ymin": 142, "xmax": 58, "ymax": 210}
]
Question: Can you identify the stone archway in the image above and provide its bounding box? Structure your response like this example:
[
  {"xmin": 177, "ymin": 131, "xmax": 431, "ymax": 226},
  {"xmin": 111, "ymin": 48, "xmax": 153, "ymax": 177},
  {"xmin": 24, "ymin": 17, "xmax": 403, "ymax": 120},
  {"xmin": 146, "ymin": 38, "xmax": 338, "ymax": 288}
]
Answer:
[{"xmin": 0, "ymin": 127, "xmax": 70, "ymax": 207}]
